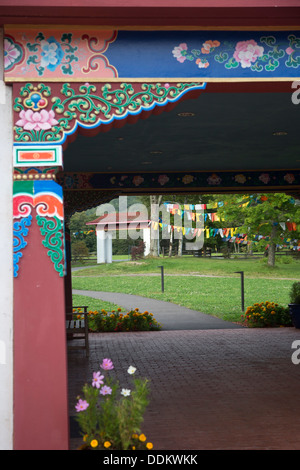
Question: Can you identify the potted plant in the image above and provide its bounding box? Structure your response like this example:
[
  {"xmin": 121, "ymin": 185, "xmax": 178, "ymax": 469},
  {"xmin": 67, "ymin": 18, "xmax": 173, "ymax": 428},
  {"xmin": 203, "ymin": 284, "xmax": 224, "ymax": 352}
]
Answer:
[
  {"xmin": 74, "ymin": 358, "xmax": 153, "ymax": 450},
  {"xmin": 288, "ymin": 282, "xmax": 300, "ymax": 328}
]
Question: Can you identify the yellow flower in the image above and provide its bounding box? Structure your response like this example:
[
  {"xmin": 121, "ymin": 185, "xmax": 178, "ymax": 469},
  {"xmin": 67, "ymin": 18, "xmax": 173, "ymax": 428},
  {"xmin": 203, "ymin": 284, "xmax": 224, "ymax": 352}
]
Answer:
[
  {"xmin": 90, "ymin": 439, "xmax": 98, "ymax": 448},
  {"xmin": 104, "ymin": 441, "xmax": 111, "ymax": 448},
  {"xmin": 83, "ymin": 434, "xmax": 88, "ymax": 442},
  {"xmin": 132, "ymin": 433, "xmax": 138, "ymax": 439},
  {"xmin": 146, "ymin": 442, "xmax": 153, "ymax": 450},
  {"xmin": 139, "ymin": 434, "xmax": 146, "ymax": 442}
]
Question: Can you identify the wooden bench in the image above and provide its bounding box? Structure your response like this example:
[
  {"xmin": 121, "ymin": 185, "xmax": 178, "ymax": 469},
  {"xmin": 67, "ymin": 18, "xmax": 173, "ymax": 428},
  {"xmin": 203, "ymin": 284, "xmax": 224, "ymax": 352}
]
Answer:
[{"xmin": 66, "ymin": 305, "xmax": 89, "ymax": 357}]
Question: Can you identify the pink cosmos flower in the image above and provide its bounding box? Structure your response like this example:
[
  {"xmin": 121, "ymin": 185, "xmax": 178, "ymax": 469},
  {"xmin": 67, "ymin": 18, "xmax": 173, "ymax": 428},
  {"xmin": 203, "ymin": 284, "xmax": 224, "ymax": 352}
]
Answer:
[
  {"xmin": 16, "ymin": 109, "xmax": 59, "ymax": 131},
  {"xmin": 75, "ymin": 399, "xmax": 89, "ymax": 412},
  {"xmin": 172, "ymin": 43, "xmax": 188, "ymax": 63},
  {"xmin": 233, "ymin": 40, "xmax": 264, "ymax": 68},
  {"xmin": 100, "ymin": 385, "xmax": 112, "ymax": 396},
  {"xmin": 100, "ymin": 358, "xmax": 114, "ymax": 370},
  {"xmin": 92, "ymin": 371, "xmax": 105, "ymax": 388}
]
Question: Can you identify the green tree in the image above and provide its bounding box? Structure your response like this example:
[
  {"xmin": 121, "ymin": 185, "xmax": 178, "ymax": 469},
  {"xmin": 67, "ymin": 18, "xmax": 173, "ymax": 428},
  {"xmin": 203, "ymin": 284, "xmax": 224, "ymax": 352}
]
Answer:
[
  {"xmin": 216, "ymin": 193, "xmax": 300, "ymax": 267},
  {"xmin": 69, "ymin": 208, "xmax": 98, "ymax": 253},
  {"xmin": 72, "ymin": 240, "xmax": 90, "ymax": 262}
]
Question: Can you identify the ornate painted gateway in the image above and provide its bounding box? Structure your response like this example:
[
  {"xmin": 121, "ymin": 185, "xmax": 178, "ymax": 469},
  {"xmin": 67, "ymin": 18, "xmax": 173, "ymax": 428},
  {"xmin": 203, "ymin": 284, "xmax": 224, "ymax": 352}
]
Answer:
[
  {"xmin": 9, "ymin": 27, "xmax": 300, "ymax": 279},
  {"xmin": 1, "ymin": 0, "xmax": 300, "ymax": 451}
]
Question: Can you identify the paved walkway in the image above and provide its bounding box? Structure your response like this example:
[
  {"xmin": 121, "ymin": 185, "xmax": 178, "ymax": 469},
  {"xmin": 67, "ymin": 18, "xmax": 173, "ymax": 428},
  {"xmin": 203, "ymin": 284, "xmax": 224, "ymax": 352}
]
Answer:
[
  {"xmin": 72, "ymin": 289, "xmax": 242, "ymax": 330},
  {"xmin": 68, "ymin": 290, "xmax": 300, "ymax": 450}
]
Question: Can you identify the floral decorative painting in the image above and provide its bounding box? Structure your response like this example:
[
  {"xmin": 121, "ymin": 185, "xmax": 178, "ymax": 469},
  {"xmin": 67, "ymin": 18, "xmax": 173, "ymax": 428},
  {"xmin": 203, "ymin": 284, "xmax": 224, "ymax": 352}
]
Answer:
[
  {"xmin": 171, "ymin": 34, "xmax": 300, "ymax": 73},
  {"xmin": 4, "ymin": 28, "xmax": 300, "ymax": 81},
  {"xmin": 4, "ymin": 27, "xmax": 118, "ymax": 80}
]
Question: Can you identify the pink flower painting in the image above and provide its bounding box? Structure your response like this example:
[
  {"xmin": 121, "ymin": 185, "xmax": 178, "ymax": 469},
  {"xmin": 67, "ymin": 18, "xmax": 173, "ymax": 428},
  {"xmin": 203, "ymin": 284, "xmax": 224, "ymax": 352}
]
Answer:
[
  {"xmin": 233, "ymin": 40, "xmax": 264, "ymax": 68},
  {"xmin": 259, "ymin": 173, "xmax": 271, "ymax": 184},
  {"xmin": 16, "ymin": 109, "xmax": 59, "ymax": 131},
  {"xmin": 286, "ymin": 47, "xmax": 295, "ymax": 55},
  {"xmin": 207, "ymin": 173, "xmax": 222, "ymax": 185},
  {"xmin": 158, "ymin": 174, "xmax": 169, "ymax": 186},
  {"xmin": 4, "ymin": 37, "xmax": 22, "ymax": 70},
  {"xmin": 172, "ymin": 43, "xmax": 188, "ymax": 63}
]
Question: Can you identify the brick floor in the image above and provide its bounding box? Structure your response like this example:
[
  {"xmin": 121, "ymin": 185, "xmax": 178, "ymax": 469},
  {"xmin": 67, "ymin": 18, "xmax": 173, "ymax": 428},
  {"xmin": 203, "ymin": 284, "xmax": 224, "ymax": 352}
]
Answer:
[{"xmin": 68, "ymin": 327, "xmax": 300, "ymax": 450}]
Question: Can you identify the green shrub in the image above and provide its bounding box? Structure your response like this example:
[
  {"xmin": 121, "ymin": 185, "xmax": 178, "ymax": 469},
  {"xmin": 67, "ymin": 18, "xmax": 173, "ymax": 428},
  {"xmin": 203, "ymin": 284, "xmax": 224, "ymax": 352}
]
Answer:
[
  {"xmin": 73, "ymin": 307, "xmax": 162, "ymax": 332},
  {"xmin": 241, "ymin": 301, "xmax": 292, "ymax": 328},
  {"xmin": 289, "ymin": 282, "xmax": 300, "ymax": 304},
  {"xmin": 75, "ymin": 358, "xmax": 152, "ymax": 450}
]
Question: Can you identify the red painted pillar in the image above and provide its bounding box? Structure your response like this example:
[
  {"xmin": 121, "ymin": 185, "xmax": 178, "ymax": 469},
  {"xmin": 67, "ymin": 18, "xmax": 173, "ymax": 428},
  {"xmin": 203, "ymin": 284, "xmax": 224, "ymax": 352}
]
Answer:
[
  {"xmin": 13, "ymin": 178, "xmax": 69, "ymax": 450},
  {"xmin": 64, "ymin": 226, "xmax": 73, "ymax": 319}
]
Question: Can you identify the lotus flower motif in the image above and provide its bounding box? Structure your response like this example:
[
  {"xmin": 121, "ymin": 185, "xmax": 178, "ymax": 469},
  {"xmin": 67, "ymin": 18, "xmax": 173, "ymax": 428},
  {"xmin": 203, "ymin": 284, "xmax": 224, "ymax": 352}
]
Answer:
[{"xmin": 16, "ymin": 109, "xmax": 59, "ymax": 131}]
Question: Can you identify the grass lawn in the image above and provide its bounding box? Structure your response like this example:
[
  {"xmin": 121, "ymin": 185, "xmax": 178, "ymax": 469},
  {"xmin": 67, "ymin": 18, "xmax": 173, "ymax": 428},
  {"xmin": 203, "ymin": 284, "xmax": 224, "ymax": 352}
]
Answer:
[
  {"xmin": 72, "ymin": 255, "xmax": 300, "ymax": 279},
  {"xmin": 71, "ymin": 254, "xmax": 130, "ymax": 267},
  {"xmin": 72, "ymin": 294, "xmax": 126, "ymax": 313},
  {"xmin": 72, "ymin": 256, "xmax": 300, "ymax": 323}
]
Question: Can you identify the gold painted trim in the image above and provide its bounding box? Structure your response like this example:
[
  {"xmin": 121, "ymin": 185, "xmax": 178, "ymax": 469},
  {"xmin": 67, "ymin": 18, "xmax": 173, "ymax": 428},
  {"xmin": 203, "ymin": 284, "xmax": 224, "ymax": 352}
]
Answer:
[
  {"xmin": 64, "ymin": 185, "xmax": 300, "ymax": 192},
  {"xmin": 5, "ymin": 77, "xmax": 300, "ymax": 83},
  {"xmin": 61, "ymin": 168, "xmax": 300, "ymax": 175},
  {"xmin": 5, "ymin": 24, "xmax": 300, "ymax": 32}
]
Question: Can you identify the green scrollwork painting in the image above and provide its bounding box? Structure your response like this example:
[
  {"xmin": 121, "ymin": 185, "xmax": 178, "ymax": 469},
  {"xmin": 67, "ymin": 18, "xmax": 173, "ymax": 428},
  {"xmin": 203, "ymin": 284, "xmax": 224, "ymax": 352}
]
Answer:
[
  {"xmin": 13, "ymin": 81, "xmax": 206, "ymax": 144},
  {"xmin": 36, "ymin": 215, "xmax": 65, "ymax": 277}
]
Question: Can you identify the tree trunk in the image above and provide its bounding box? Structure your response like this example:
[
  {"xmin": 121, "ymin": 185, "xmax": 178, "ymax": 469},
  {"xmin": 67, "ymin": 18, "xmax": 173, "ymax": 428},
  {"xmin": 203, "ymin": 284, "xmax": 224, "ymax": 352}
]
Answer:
[
  {"xmin": 267, "ymin": 223, "xmax": 277, "ymax": 267},
  {"xmin": 178, "ymin": 233, "xmax": 183, "ymax": 256}
]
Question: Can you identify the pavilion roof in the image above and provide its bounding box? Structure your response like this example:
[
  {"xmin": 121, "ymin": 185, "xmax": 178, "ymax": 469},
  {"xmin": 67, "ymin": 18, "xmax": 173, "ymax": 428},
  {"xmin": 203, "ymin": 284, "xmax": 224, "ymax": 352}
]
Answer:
[{"xmin": 86, "ymin": 212, "xmax": 150, "ymax": 227}]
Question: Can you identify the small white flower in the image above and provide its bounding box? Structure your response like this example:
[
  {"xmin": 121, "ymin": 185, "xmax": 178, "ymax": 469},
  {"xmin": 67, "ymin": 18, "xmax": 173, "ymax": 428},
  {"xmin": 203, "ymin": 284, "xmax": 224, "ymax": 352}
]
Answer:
[
  {"xmin": 127, "ymin": 366, "xmax": 136, "ymax": 375},
  {"xmin": 121, "ymin": 388, "xmax": 131, "ymax": 397}
]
